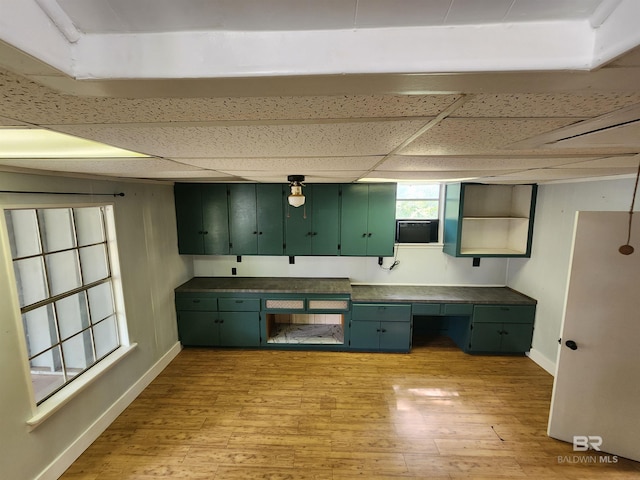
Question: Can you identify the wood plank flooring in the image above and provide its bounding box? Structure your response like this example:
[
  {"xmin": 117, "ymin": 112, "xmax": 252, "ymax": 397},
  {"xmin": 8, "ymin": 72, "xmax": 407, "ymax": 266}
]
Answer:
[{"xmin": 61, "ymin": 336, "xmax": 640, "ymax": 479}]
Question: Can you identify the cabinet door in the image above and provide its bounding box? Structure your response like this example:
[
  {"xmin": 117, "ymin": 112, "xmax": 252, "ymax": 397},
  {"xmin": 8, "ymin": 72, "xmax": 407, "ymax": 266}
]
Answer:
[
  {"xmin": 177, "ymin": 311, "xmax": 219, "ymax": 346},
  {"xmin": 468, "ymin": 322, "xmax": 502, "ymax": 352},
  {"xmin": 284, "ymin": 185, "xmax": 312, "ymax": 255},
  {"xmin": 350, "ymin": 321, "xmax": 380, "ymax": 350},
  {"xmin": 500, "ymin": 322, "xmax": 534, "ymax": 353},
  {"xmin": 201, "ymin": 184, "xmax": 230, "ymax": 254},
  {"xmin": 174, "ymin": 183, "xmax": 204, "ymax": 254},
  {"xmin": 378, "ymin": 321, "xmax": 411, "ymax": 351},
  {"xmin": 340, "ymin": 184, "xmax": 370, "ymax": 255},
  {"xmin": 228, "ymin": 184, "xmax": 258, "ymax": 254},
  {"xmin": 256, "ymin": 184, "xmax": 284, "ymax": 255},
  {"xmin": 365, "ymin": 184, "xmax": 397, "ymax": 256},
  {"xmin": 218, "ymin": 312, "xmax": 261, "ymax": 347},
  {"xmin": 311, "ymin": 184, "xmax": 341, "ymax": 255}
]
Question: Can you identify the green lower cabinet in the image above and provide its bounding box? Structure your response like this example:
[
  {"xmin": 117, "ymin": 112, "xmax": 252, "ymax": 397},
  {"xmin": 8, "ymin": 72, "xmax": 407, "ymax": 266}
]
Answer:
[
  {"xmin": 177, "ymin": 311, "xmax": 219, "ymax": 346},
  {"xmin": 218, "ymin": 312, "xmax": 261, "ymax": 347},
  {"xmin": 350, "ymin": 303, "xmax": 411, "ymax": 352},
  {"xmin": 350, "ymin": 321, "xmax": 411, "ymax": 351},
  {"xmin": 467, "ymin": 304, "xmax": 535, "ymax": 354}
]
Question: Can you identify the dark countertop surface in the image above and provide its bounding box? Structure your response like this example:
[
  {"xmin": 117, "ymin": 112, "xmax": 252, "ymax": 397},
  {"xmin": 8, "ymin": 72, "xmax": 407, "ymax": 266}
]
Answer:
[
  {"xmin": 350, "ymin": 285, "xmax": 536, "ymax": 305},
  {"xmin": 176, "ymin": 277, "xmax": 536, "ymax": 305},
  {"xmin": 176, "ymin": 277, "xmax": 353, "ymax": 295}
]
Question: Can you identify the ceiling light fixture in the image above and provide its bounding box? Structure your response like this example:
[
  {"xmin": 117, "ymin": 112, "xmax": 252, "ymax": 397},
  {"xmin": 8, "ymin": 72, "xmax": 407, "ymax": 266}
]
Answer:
[{"xmin": 287, "ymin": 175, "xmax": 305, "ymax": 208}]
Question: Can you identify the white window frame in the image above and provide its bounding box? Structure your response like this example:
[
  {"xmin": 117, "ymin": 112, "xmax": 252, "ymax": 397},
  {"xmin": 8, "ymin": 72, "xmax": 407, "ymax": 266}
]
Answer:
[
  {"xmin": 1, "ymin": 202, "xmax": 135, "ymax": 428},
  {"xmin": 395, "ymin": 183, "xmax": 443, "ymax": 220}
]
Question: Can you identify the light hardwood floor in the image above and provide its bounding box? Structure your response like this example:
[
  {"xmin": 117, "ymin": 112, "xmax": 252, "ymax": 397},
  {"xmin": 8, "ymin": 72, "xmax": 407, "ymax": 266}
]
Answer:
[{"xmin": 61, "ymin": 337, "xmax": 640, "ymax": 479}]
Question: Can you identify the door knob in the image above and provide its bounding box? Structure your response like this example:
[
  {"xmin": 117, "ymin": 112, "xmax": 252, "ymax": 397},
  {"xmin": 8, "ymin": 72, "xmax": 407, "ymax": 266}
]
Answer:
[{"xmin": 565, "ymin": 340, "xmax": 578, "ymax": 350}]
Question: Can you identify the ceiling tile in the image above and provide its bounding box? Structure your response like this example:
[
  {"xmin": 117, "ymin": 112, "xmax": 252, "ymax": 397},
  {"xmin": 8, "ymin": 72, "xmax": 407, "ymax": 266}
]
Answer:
[
  {"xmin": 355, "ymin": 0, "xmax": 450, "ymax": 28},
  {"xmin": 177, "ymin": 156, "xmax": 382, "ymax": 171},
  {"xmin": 400, "ymin": 118, "xmax": 579, "ymax": 156},
  {"xmin": 363, "ymin": 170, "xmax": 520, "ymax": 181},
  {"xmin": 50, "ymin": 120, "xmax": 428, "ymax": 158},
  {"xmin": 445, "ymin": 0, "xmax": 513, "ymax": 25},
  {"xmin": 0, "ymin": 158, "xmax": 205, "ymax": 178},
  {"xmin": 454, "ymin": 93, "xmax": 640, "ymax": 118},
  {"xmin": 221, "ymin": 171, "xmax": 366, "ymax": 183},
  {"xmin": 476, "ymin": 167, "xmax": 638, "ymax": 183},
  {"xmin": 380, "ymin": 155, "xmax": 602, "ymax": 171},
  {"xmin": 505, "ymin": 0, "xmax": 602, "ymax": 22},
  {"xmin": 0, "ymin": 69, "xmax": 458, "ymax": 124},
  {"xmin": 553, "ymin": 155, "xmax": 640, "ymax": 169}
]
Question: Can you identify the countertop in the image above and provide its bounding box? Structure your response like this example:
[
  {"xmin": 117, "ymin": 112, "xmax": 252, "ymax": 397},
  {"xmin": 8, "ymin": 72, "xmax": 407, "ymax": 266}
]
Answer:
[
  {"xmin": 350, "ymin": 285, "xmax": 536, "ymax": 305},
  {"xmin": 176, "ymin": 277, "xmax": 536, "ymax": 305},
  {"xmin": 175, "ymin": 277, "xmax": 352, "ymax": 295}
]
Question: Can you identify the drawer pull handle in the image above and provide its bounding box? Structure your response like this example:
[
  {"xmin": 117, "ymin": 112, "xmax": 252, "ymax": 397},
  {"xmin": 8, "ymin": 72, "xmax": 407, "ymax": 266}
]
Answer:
[
  {"xmin": 235, "ymin": 300, "xmax": 243, "ymax": 303},
  {"xmin": 500, "ymin": 307, "xmax": 510, "ymax": 311},
  {"xmin": 193, "ymin": 299, "xmax": 200, "ymax": 303}
]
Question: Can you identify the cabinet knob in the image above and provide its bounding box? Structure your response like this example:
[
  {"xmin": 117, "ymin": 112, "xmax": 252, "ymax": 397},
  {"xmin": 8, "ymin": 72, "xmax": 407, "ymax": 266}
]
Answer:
[
  {"xmin": 381, "ymin": 329, "xmax": 387, "ymax": 333},
  {"xmin": 368, "ymin": 233, "xmax": 372, "ymax": 237},
  {"xmin": 202, "ymin": 231, "xmax": 208, "ymax": 235},
  {"xmin": 192, "ymin": 299, "xmax": 200, "ymax": 303},
  {"xmin": 362, "ymin": 233, "xmax": 367, "ymax": 237},
  {"xmin": 258, "ymin": 232, "xmax": 263, "ymax": 235}
]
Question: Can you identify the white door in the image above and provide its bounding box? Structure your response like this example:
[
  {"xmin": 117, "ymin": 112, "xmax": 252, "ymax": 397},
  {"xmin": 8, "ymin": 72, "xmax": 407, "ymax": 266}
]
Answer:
[{"xmin": 548, "ymin": 211, "xmax": 640, "ymax": 461}]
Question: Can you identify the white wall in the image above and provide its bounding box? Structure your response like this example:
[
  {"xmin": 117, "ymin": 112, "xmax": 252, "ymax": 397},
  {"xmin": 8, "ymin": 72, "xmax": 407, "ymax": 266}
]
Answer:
[
  {"xmin": 193, "ymin": 243, "xmax": 509, "ymax": 286},
  {"xmin": 507, "ymin": 177, "xmax": 638, "ymax": 374},
  {"xmin": 0, "ymin": 171, "xmax": 192, "ymax": 480}
]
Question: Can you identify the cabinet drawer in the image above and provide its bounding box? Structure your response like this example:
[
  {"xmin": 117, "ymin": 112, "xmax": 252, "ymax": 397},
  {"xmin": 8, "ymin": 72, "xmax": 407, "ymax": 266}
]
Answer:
[
  {"xmin": 219, "ymin": 298, "xmax": 260, "ymax": 312},
  {"xmin": 352, "ymin": 304, "xmax": 411, "ymax": 322},
  {"xmin": 412, "ymin": 303, "xmax": 442, "ymax": 315},
  {"xmin": 175, "ymin": 296, "xmax": 217, "ymax": 311},
  {"xmin": 263, "ymin": 299, "xmax": 306, "ymax": 311},
  {"xmin": 473, "ymin": 305, "xmax": 535, "ymax": 324},
  {"xmin": 443, "ymin": 303, "xmax": 474, "ymax": 316}
]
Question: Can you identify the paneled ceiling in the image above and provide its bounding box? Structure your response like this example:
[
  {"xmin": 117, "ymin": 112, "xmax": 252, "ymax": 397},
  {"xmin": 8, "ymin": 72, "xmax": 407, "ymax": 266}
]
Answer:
[{"xmin": 0, "ymin": 0, "xmax": 639, "ymax": 184}]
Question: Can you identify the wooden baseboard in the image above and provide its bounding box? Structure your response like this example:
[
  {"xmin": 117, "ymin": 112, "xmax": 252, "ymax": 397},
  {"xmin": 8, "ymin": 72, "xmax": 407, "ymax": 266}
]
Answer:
[{"xmin": 35, "ymin": 342, "xmax": 182, "ymax": 480}]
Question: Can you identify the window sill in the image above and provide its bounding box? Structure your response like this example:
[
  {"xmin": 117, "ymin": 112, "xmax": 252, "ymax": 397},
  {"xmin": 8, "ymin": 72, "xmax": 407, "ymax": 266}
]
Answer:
[{"xmin": 26, "ymin": 343, "xmax": 138, "ymax": 430}]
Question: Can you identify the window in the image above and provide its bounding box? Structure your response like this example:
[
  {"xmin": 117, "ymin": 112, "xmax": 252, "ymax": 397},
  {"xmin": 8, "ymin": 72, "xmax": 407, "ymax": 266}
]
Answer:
[
  {"xmin": 396, "ymin": 184, "xmax": 441, "ymax": 219},
  {"xmin": 395, "ymin": 184, "xmax": 442, "ymax": 244},
  {"xmin": 5, "ymin": 206, "xmax": 123, "ymax": 404}
]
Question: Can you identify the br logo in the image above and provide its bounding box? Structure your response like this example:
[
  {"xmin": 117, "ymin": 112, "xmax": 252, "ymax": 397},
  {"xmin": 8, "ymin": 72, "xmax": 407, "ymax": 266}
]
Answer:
[{"xmin": 573, "ymin": 435, "xmax": 603, "ymax": 452}]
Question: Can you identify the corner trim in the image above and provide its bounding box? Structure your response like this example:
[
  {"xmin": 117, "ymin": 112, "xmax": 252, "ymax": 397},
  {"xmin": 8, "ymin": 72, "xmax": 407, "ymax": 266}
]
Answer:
[
  {"xmin": 35, "ymin": 341, "xmax": 182, "ymax": 480},
  {"xmin": 527, "ymin": 348, "xmax": 556, "ymax": 376}
]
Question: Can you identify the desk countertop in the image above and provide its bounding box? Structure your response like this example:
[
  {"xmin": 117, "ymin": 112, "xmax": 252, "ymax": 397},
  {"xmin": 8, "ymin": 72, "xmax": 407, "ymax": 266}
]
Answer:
[{"xmin": 176, "ymin": 277, "xmax": 536, "ymax": 305}]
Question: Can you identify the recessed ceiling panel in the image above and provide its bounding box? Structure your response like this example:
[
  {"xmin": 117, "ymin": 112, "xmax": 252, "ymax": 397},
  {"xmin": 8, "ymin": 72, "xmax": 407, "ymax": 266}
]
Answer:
[
  {"xmin": 362, "ymin": 170, "xmax": 519, "ymax": 182},
  {"xmin": 454, "ymin": 93, "xmax": 640, "ymax": 118},
  {"xmin": 178, "ymin": 156, "xmax": 382, "ymax": 171},
  {"xmin": 556, "ymin": 155, "xmax": 640, "ymax": 169},
  {"xmin": 0, "ymin": 69, "xmax": 458, "ymax": 124},
  {"xmin": 477, "ymin": 167, "xmax": 638, "ymax": 183},
  {"xmin": 505, "ymin": 0, "xmax": 602, "ymax": 22},
  {"xmin": 50, "ymin": 120, "xmax": 428, "ymax": 158},
  {"xmin": 221, "ymin": 171, "xmax": 366, "ymax": 183},
  {"xmin": 380, "ymin": 155, "xmax": 601, "ymax": 171},
  {"xmin": 0, "ymin": 158, "xmax": 203, "ymax": 178},
  {"xmin": 401, "ymin": 118, "xmax": 581, "ymax": 156}
]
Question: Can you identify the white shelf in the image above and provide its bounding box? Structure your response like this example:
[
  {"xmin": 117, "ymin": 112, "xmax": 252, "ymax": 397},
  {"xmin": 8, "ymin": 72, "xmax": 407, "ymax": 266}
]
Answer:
[{"xmin": 459, "ymin": 248, "xmax": 527, "ymax": 255}]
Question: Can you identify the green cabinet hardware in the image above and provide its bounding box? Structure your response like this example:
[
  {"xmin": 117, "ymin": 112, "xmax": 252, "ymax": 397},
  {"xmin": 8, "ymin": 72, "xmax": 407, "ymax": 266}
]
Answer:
[
  {"xmin": 340, "ymin": 183, "xmax": 397, "ymax": 256},
  {"xmin": 174, "ymin": 183, "xmax": 229, "ymax": 255},
  {"xmin": 350, "ymin": 303, "xmax": 411, "ymax": 351},
  {"xmin": 467, "ymin": 305, "xmax": 536, "ymax": 354},
  {"xmin": 284, "ymin": 184, "xmax": 341, "ymax": 256},
  {"xmin": 443, "ymin": 183, "xmax": 537, "ymax": 258},
  {"xmin": 228, "ymin": 184, "xmax": 284, "ymax": 255}
]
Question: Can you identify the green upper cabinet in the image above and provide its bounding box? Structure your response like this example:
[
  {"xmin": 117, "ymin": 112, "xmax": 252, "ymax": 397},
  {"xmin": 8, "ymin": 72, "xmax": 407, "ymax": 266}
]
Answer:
[
  {"xmin": 340, "ymin": 183, "xmax": 397, "ymax": 256},
  {"xmin": 443, "ymin": 183, "xmax": 537, "ymax": 258},
  {"xmin": 284, "ymin": 184, "xmax": 341, "ymax": 256},
  {"xmin": 229, "ymin": 184, "xmax": 284, "ymax": 255},
  {"xmin": 174, "ymin": 183, "xmax": 229, "ymax": 255}
]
